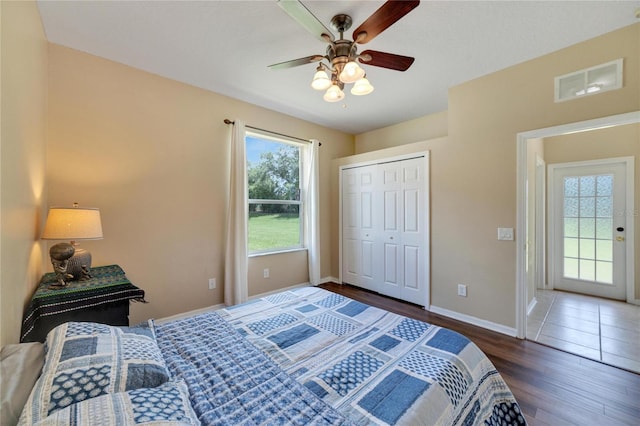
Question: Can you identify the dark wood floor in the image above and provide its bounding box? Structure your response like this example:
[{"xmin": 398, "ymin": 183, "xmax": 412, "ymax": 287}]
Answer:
[{"xmin": 319, "ymin": 283, "xmax": 640, "ymax": 426}]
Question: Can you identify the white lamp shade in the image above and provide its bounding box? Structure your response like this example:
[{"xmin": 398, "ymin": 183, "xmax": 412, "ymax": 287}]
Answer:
[
  {"xmin": 339, "ymin": 61, "xmax": 365, "ymax": 84},
  {"xmin": 323, "ymin": 84, "xmax": 345, "ymax": 102},
  {"xmin": 311, "ymin": 69, "xmax": 332, "ymax": 91},
  {"xmin": 42, "ymin": 207, "xmax": 103, "ymax": 240},
  {"xmin": 351, "ymin": 77, "xmax": 374, "ymax": 96}
]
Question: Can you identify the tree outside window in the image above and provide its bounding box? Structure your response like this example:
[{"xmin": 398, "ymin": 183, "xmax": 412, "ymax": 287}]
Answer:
[{"xmin": 246, "ymin": 133, "xmax": 303, "ymax": 253}]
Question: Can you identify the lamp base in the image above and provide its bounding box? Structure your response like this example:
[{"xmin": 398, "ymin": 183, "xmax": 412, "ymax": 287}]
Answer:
[
  {"xmin": 49, "ymin": 242, "xmax": 76, "ymax": 288},
  {"xmin": 67, "ymin": 248, "xmax": 93, "ymax": 280}
]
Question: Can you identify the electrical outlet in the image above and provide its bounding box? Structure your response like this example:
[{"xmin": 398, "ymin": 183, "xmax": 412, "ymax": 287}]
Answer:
[
  {"xmin": 457, "ymin": 284, "xmax": 467, "ymax": 297},
  {"xmin": 208, "ymin": 278, "xmax": 216, "ymax": 290},
  {"xmin": 263, "ymin": 268, "xmax": 270, "ymax": 278}
]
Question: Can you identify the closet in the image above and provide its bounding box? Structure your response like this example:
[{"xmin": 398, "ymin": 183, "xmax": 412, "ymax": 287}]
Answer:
[{"xmin": 341, "ymin": 154, "xmax": 429, "ymax": 307}]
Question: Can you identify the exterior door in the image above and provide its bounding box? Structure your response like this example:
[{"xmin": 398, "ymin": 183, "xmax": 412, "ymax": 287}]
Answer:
[
  {"xmin": 550, "ymin": 159, "xmax": 629, "ymax": 300},
  {"xmin": 342, "ymin": 165, "xmax": 378, "ymax": 292}
]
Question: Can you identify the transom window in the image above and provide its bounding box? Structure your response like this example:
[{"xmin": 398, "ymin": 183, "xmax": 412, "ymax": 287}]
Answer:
[{"xmin": 246, "ymin": 131, "xmax": 303, "ymax": 254}]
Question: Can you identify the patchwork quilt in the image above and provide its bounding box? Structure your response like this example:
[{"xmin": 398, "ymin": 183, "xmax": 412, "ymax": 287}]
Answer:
[
  {"xmin": 216, "ymin": 287, "xmax": 526, "ymax": 426},
  {"xmin": 155, "ymin": 310, "xmax": 352, "ymax": 425}
]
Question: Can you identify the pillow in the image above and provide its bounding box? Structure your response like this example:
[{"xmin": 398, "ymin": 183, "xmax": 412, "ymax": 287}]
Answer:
[
  {"xmin": 0, "ymin": 342, "xmax": 45, "ymax": 426},
  {"xmin": 18, "ymin": 321, "xmax": 170, "ymax": 424},
  {"xmin": 32, "ymin": 381, "xmax": 200, "ymax": 425}
]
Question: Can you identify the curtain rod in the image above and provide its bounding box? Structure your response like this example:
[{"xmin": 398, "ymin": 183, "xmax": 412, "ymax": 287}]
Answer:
[{"xmin": 223, "ymin": 119, "xmax": 320, "ymax": 146}]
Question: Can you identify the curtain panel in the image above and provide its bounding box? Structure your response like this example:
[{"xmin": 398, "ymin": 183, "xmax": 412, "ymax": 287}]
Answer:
[
  {"xmin": 224, "ymin": 120, "xmax": 248, "ymax": 305},
  {"xmin": 303, "ymin": 139, "xmax": 321, "ymax": 286}
]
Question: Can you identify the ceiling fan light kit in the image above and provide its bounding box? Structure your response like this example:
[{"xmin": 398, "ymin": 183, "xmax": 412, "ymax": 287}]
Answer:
[
  {"xmin": 339, "ymin": 61, "xmax": 365, "ymax": 84},
  {"xmin": 311, "ymin": 64, "xmax": 332, "ymax": 91},
  {"xmin": 272, "ymin": 0, "xmax": 419, "ymax": 103},
  {"xmin": 323, "ymin": 84, "xmax": 346, "ymax": 102},
  {"xmin": 351, "ymin": 77, "xmax": 374, "ymax": 96}
]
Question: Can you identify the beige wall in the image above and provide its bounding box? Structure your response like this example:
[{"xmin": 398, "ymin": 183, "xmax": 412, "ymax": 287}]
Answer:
[
  {"xmin": 355, "ymin": 111, "xmax": 448, "ymax": 154},
  {"xmin": 347, "ymin": 24, "xmax": 639, "ymax": 328},
  {"xmin": 47, "ymin": 44, "xmax": 354, "ymax": 325},
  {"xmin": 544, "ymin": 123, "xmax": 640, "ymax": 299},
  {"xmin": 0, "ymin": 1, "xmax": 49, "ymax": 346}
]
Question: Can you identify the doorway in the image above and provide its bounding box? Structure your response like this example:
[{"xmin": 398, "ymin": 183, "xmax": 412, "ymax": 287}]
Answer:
[{"xmin": 516, "ymin": 111, "xmax": 640, "ymax": 371}]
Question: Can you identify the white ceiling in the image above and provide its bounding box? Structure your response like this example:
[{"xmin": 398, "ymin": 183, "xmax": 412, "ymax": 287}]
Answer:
[{"xmin": 36, "ymin": 1, "xmax": 640, "ymax": 134}]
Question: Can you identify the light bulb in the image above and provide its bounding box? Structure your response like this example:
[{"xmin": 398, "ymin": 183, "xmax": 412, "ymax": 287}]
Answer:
[
  {"xmin": 351, "ymin": 77, "xmax": 374, "ymax": 96},
  {"xmin": 323, "ymin": 84, "xmax": 345, "ymax": 102},
  {"xmin": 339, "ymin": 61, "xmax": 365, "ymax": 84}
]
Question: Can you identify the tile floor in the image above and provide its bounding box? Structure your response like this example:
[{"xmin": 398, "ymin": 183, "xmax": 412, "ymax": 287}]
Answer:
[{"xmin": 527, "ymin": 289, "xmax": 640, "ymax": 373}]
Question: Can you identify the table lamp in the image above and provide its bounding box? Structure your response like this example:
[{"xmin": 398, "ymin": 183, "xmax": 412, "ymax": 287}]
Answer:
[{"xmin": 42, "ymin": 203, "xmax": 103, "ymax": 286}]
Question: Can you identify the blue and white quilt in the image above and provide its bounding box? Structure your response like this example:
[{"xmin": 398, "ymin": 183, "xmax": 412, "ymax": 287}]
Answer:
[
  {"xmin": 216, "ymin": 287, "xmax": 526, "ymax": 426},
  {"xmin": 155, "ymin": 309, "xmax": 352, "ymax": 425}
]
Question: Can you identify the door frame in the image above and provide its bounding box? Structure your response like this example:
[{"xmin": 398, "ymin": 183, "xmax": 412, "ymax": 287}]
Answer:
[
  {"xmin": 515, "ymin": 111, "xmax": 640, "ymax": 339},
  {"xmin": 535, "ymin": 155, "xmax": 546, "ymax": 290},
  {"xmin": 547, "ymin": 156, "xmax": 633, "ymax": 298},
  {"xmin": 338, "ymin": 151, "xmax": 431, "ymax": 309}
]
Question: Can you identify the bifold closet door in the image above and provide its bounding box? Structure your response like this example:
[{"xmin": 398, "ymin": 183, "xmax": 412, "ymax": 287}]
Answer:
[
  {"xmin": 377, "ymin": 157, "xmax": 426, "ymax": 304},
  {"xmin": 341, "ymin": 156, "xmax": 427, "ymax": 306},
  {"xmin": 341, "ymin": 165, "xmax": 378, "ymax": 292}
]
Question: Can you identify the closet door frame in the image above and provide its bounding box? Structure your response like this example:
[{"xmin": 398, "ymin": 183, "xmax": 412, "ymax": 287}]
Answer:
[{"xmin": 339, "ymin": 151, "xmax": 431, "ymax": 309}]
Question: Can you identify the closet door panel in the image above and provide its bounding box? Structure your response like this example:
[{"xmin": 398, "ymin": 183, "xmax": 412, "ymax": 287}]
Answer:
[
  {"xmin": 404, "ymin": 245, "xmax": 420, "ymax": 290},
  {"xmin": 384, "ymin": 243, "xmax": 398, "ymax": 285},
  {"xmin": 379, "ymin": 161, "xmax": 403, "ymax": 297},
  {"xmin": 342, "ymin": 165, "xmax": 377, "ymax": 291},
  {"xmin": 398, "ymin": 158, "xmax": 426, "ymax": 303}
]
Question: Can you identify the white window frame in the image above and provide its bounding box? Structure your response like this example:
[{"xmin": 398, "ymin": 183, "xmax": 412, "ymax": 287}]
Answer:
[{"xmin": 246, "ymin": 130, "xmax": 305, "ymax": 256}]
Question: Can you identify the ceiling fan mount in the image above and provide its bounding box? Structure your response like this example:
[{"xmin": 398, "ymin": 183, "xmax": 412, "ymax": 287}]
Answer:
[
  {"xmin": 330, "ymin": 14, "xmax": 353, "ymax": 34},
  {"xmin": 269, "ymin": 0, "xmax": 420, "ymax": 102}
]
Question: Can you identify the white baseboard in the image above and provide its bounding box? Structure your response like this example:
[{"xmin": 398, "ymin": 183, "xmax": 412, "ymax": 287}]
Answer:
[
  {"xmin": 155, "ymin": 303, "xmax": 225, "ymax": 324},
  {"xmin": 527, "ymin": 297, "xmax": 538, "ymax": 316},
  {"xmin": 319, "ymin": 276, "xmax": 340, "ymax": 285},
  {"xmin": 428, "ymin": 305, "xmax": 518, "ymax": 337},
  {"xmin": 249, "ymin": 282, "xmax": 310, "ymax": 299}
]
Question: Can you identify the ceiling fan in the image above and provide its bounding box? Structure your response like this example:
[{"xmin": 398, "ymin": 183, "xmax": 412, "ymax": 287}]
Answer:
[{"xmin": 269, "ymin": 0, "xmax": 420, "ymax": 102}]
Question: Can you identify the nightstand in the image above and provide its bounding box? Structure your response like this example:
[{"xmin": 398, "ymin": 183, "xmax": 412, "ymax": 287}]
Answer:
[{"xmin": 20, "ymin": 264, "xmax": 145, "ymax": 342}]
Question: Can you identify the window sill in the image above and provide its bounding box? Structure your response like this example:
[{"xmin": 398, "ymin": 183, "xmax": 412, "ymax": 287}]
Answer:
[{"xmin": 248, "ymin": 247, "xmax": 307, "ymax": 258}]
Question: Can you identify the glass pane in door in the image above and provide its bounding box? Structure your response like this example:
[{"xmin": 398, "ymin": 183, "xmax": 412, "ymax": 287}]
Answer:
[{"xmin": 563, "ymin": 174, "xmax": 613, "ymax": 284}]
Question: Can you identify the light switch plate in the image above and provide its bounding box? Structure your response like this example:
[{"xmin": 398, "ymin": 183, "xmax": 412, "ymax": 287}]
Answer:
[{"xmin": 497, "ymin": 227, "xmax": 514, "ymax": 241}]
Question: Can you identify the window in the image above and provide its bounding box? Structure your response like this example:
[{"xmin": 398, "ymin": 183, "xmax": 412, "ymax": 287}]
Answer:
[
  {"xmin": 562, "ymin": 174, "xmax": 614, "ymax": 284},
  {"xmin": 246, "ymin": 131, "xmax": 304, "ymax": 254}
]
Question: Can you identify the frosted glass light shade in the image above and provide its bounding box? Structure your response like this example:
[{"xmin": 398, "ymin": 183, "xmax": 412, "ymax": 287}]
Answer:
[
  {"xmin": 311, "ymin": 69, "xmax": 332, "ymax": 91},
  {"xmin": 323, "ymin": 84, "xmax": 345, "ymax": 102},
  {"xmin": 42, "ymin": 207, "xmax": 103, "ymax": 240},
  {"xmin": 351, "ymin": 77, "xmax": 374, "ymax": 96},
  {"xmin": 339, "ymin": 61, "xmax": 365, "ymax": 84}
]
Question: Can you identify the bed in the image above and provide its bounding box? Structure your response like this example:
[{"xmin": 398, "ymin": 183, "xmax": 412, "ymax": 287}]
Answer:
[{"xmin": 13, "ymin": 286, "xmax": 526, "ymax": 425}]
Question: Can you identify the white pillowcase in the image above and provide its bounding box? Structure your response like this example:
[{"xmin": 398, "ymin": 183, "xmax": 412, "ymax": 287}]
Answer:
[{"xmin": 0, "ymin": 342, "xmax": 45, "ymax": 426}]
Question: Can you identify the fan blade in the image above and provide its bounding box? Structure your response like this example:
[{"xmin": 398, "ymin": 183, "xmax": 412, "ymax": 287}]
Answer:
[
  {"xmin": 269, "ymin": 55, "xmax": 324, "ymax": 70},
  {"xmin": 359, "ymin": 50, "xmax": 415, "ymax": 71},
  {"xmin": 277, "ymin": 0, "xmax": 334, "ymax": 42},
  {"xmin": 353, "ymin": 0, "xmax": 420, "ymax": 44}
]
